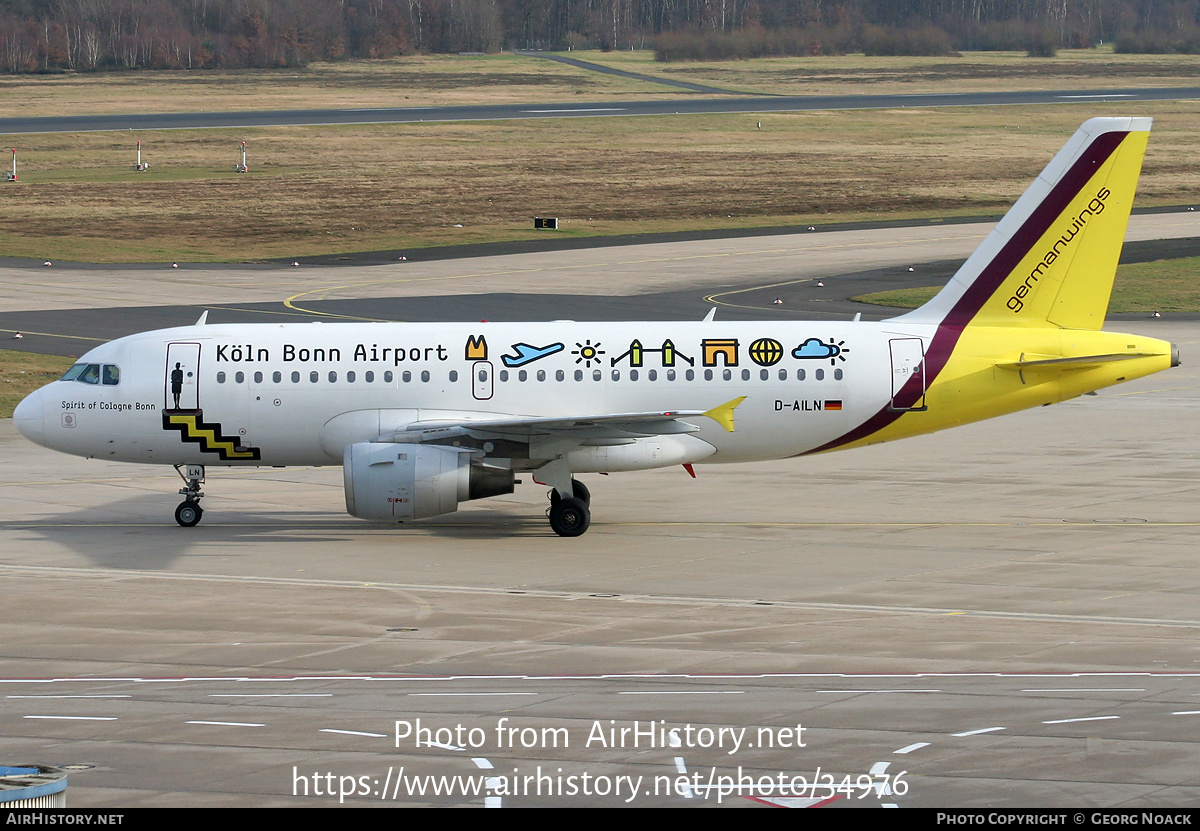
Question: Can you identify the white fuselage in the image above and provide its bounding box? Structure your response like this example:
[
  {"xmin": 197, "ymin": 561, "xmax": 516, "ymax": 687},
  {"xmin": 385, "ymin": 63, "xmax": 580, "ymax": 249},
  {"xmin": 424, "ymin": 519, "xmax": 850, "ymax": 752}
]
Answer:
[{"xmin": 20, "ymin": 320, "xmax": 929, "ymax": 469}]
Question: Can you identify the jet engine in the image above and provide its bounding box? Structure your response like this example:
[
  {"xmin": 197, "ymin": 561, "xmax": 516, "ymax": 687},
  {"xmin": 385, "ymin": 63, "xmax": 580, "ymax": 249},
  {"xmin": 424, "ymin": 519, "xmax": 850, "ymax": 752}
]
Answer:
[{"xmin": 343, "ymin": 442, "xmax": 514, "ymax": 522}]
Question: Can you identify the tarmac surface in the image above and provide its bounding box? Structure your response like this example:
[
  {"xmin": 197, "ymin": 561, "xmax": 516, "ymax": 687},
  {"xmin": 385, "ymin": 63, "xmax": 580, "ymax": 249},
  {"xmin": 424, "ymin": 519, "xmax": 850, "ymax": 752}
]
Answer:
[
  {"xmin": 2, "ymin": 219, "xmax": 1199, "ymax": 807},
  {"xmin": 3, "ymin": 86, "xmax": 1200, "ymax": 134}
]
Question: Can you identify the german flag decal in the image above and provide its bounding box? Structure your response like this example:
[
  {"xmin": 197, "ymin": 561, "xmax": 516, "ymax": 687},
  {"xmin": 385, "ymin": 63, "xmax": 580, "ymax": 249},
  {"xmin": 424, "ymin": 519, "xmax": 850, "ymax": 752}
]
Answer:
[{"xmin": 824, "ymin": 400, "xmax": 843, "ymax": 411}]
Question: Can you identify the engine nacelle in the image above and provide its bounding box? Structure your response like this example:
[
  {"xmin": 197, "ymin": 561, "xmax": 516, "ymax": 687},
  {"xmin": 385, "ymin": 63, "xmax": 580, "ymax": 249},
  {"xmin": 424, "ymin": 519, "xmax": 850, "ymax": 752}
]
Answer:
[{"xmin": 343, "ymin": 442, "xmax": 514, "ymax": 522}]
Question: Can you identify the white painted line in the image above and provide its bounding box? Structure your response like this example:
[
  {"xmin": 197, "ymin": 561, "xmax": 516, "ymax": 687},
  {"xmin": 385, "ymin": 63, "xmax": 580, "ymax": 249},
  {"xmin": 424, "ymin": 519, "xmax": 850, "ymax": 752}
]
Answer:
[
  {"xmin": 817, "ymin": 689, "xmax": 941, "ymax": 694},
  {"xmin": 894, "ymin": 742, "xmax": 930, "ymax": 754},
  {"xmin": 521, "ymin": 107, "xmax": 626, "ymax": 113},
  {"xmin": 1170, "ymin": 710, "xmax": 1200, "ymax": 715},
  {"xmin": 320, "ymin": 728, "xmax": 387, "ymax": 738},
  {"xmin": 953, "ymin": 727, "xmax": 1006, "ymax": 737},
  {"xmin": 870, "ymin": 762, "xmax": 892, "ymax": 796},
  {"xmin": 883, "ymin": 804, "xmax": 899, "ymax": 808},
  {"xmin": 673, "ymin": 757, "xmax": 694, "ymax": 799},
  {"xmin": 485, "ymin": 775, "xmax": 503, "ymax": 808},
  {"xmin": 23, "ymin": 715, "xmax": 116, "ymax": 721},
  {"xmin": 8, "ymin": 695, "xmax": 130, "ymax": 699},
  {"xmin": 473, "ymin": 758, "xmax": 494, "ymax": 770},
  {"xmin": 1042, "ymin": 716, "xmax": 1120, "ymax": 725},
  {"xmin": 406, "ymin": 692, "xmax": 536, "ymax": 697},
  {"xmin": 1022, "ymin": 688, "xmax": 1145, "ymax": 693},
  {"xmin": 426, "ymin": 741, "xmax": 465, "ymax": 751},
  {"xmin": 187, "ymin": 720, "xmax": 265, "ymax": 727},
  {"xmin": 1058, "ymin": 93, "xmax": 1134, "ymax": 98},
  {"xmin": 210, "ymin": 693, "xmax": 333, "ymax": 698},
  {"xmin": 618, "ymin": 690, "xmax": 744, "ymax": 695}
]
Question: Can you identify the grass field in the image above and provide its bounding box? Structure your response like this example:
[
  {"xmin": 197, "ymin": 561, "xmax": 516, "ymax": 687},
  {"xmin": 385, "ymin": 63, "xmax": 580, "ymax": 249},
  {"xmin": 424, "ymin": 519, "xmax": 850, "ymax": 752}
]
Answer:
[
  {"xmin": 0, "ymin": 102, "xmax": 1197, "ymax": 263},
  {"xmin": 576, "ymin": 47, "xmax": 1200, "ymax": 95},
  {"xmin": 0, "ymin": 53, "xmax": 686, "ymax": 119},
  {"xmin": 852, "ymin": 256, "xmax": 1200, "ymax": 313},
  {"xmin": 0, "ymin": 349, "xmax": 71, "ymax": 418}
]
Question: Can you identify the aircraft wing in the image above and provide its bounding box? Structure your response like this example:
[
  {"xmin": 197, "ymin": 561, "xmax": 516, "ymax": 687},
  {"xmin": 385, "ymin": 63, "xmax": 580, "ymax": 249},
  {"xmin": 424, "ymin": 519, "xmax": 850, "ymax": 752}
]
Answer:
[{"xmin": 380, "ymin": 397, "xmax": 747, "ymax": 445}]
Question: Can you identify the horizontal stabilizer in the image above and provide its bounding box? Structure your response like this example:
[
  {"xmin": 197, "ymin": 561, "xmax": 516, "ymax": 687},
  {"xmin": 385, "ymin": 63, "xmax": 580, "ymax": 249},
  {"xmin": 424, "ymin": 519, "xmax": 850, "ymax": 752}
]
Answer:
[{"xmin": 996, "ymin": 352, "xmax": 1161, "ymax": 371}]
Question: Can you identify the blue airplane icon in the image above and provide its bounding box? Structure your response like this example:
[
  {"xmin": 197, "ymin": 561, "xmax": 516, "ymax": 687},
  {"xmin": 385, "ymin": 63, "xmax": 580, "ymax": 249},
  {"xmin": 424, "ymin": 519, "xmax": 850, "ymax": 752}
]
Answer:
[{"xmin": 501, "ymin": 342, "xmax": 565, "ymax": 367}]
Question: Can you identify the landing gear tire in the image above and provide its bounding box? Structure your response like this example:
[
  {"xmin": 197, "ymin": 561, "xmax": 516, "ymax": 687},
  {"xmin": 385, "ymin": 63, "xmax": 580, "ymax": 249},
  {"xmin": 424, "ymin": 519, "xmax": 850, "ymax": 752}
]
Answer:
[
  {"xmin": 175, "ymin": 501, "xmax": 203, "ymax": 527},
  {"xmin": 549, "ymin": 479, "xmax": 590, "ymax": 506},
  {"xmin": 549, "ymin": 496, "xmax": 590, "ymax": 537}
]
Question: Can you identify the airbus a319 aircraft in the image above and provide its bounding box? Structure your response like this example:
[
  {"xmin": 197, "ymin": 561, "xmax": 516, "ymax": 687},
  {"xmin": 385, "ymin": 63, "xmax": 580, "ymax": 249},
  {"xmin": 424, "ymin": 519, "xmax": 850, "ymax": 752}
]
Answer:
[{"xmin": 13, "ymin": 117, "xmax": 1179, "ymax": 536}]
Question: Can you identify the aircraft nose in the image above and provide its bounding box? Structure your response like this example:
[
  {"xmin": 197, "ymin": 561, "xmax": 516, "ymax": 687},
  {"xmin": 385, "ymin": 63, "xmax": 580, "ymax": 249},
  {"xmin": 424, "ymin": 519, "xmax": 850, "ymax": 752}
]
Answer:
[{"xmin": 13, "ymin": 387, "xmax": 45, "ymax": 446}]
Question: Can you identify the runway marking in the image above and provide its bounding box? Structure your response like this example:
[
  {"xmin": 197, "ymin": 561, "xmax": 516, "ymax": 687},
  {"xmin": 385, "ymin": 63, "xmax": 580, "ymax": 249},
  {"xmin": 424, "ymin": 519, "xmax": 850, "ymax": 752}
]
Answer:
[
  {"xmin": 617, "ymin": 690, "xmax": 744, "ymax": 695},
  {"xmin": 1170, "ymin": 710, "xmax": 1200, "ymax": 715},
  {"xmin": 406, "ymin": 692, "xmax": 537, "ymax": 697},
  {"xmin": 8, "ymin": 694, "xmax": 130, "ymax": 699},
  {"xmin": 208, "ymin": 693, "xmax": 333, "ymax": 698},
  {"xmin": 1058, "ymin": 93, "xmax": 1135, "ymax": 99},
  {"xmin": 818, "ymin": 689, "xmax": 941, "ymax": 694},
  {"xmin": 673, "ymin": 757, "xmax": 695, "ymax": 798},
  {"xmin": 321, "ymin": 728, "xmax": 387, "ymax": 737},
  {"xmin": 1042, "ymin": 716, "xmax": 1120, "ymax": 725},
  {"xmin": 953, "ymin": 727, "xmax": 1006, "ymax": 737},
  {"xmin": 187, "ymin": 720, "xmax": 266, "ymax": 727},
  {"xmin": 23, "ymin": 715, "xmax": 116, "ymax": 720},
  {"xmin": 1022, "ymin": 688, "xmax": 1146, "ymax": 693},
  {"xmin": 894, "ymin": 742, "xmax": 929, "ymax": 754}
]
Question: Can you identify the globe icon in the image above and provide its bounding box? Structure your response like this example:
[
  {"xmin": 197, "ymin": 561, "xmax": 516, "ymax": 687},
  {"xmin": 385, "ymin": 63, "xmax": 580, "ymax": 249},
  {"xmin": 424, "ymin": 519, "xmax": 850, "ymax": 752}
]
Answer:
[{"xmin": 749, "ymin": 338, "xmax": 783, "ymax": 366}]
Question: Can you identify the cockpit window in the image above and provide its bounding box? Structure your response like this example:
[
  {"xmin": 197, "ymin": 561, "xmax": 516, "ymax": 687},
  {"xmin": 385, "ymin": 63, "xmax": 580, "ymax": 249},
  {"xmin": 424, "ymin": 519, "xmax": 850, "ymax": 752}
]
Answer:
[
  {"xmin": 60, "ymin": 364, "xmax": 89, "ymax": 382},
  {"xmin": 60, "ymin": 363, "xmax": 119, "ymax": 386}
]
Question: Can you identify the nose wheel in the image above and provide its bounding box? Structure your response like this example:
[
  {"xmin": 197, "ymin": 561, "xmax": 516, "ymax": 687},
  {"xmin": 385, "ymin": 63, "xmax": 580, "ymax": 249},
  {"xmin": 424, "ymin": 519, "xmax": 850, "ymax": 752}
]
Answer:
[
  {"xmin": 174, "ymin": 464, "xmax": 205, "ymax": 527},
  {"xmin": 175, "ymin": 500, "xmax": 203, "ymax": 527}
]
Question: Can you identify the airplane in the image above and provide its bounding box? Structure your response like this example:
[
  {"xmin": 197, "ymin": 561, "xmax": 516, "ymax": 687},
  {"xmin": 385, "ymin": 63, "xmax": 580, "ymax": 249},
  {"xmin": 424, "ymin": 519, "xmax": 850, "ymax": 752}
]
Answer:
[{"xmin": 12, "ymin": 117, "xmax": 1179, "ymax": 536}]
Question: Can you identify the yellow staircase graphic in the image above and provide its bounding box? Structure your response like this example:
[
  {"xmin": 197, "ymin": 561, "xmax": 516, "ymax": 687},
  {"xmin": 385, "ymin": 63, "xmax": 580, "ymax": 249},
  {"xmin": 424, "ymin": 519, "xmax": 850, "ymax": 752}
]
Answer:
[{"xmin": 163, "ymin": 410, "xmax": 260, "ymax": 461}]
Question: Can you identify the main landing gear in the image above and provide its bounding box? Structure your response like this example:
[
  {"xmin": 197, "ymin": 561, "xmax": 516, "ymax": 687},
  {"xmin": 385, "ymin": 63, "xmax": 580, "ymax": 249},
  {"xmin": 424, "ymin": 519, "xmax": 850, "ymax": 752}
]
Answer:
[
  {"xmin": 174, "ymin": 464, "xmax": 205, "ymax": 527},
  {"xmin": 548, "ymin": 479, "xmax": 591, "ymax": 537}
]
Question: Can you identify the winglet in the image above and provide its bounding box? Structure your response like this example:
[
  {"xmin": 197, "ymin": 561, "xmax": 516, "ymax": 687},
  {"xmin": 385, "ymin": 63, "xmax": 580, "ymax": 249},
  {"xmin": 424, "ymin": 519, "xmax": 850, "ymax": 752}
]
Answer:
[
  {"xmin": 703, "ymin": 307, "xmax": 717, "ymax": 322},
  {"xmin": 703, "ymin": 396, "xmax": 746, "ymax": 433},
  {"xmin": 195, "ymin": 310, "xmax": 209, "ymax": 326}
]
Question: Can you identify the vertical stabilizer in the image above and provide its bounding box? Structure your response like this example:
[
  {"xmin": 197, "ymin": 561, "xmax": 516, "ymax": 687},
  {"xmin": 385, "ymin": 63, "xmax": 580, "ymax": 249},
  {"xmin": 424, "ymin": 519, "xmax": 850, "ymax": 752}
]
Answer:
[{"xmin": 896, "ymin": 117, "xmax": 1151, "ymax": 331}]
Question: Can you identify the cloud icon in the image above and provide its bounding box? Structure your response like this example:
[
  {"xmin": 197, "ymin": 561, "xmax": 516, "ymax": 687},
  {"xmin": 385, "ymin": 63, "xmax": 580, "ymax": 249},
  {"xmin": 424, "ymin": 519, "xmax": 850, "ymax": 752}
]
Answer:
[{"xmin": 792, "ymin": 338, "xmax": 841, "ymax": 360}]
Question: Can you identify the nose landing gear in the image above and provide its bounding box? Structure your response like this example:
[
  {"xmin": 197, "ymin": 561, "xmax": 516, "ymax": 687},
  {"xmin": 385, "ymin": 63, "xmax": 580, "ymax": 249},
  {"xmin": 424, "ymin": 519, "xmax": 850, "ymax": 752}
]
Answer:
[{"xmin": 174, "ymin": 464, "xmax": 205, "ymax": 527}]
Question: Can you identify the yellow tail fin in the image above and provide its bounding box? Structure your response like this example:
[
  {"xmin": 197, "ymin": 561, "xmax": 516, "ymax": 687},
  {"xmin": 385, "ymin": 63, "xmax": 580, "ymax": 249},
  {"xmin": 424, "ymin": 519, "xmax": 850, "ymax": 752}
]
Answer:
[{"xmin": 898, "ymin": 117, "xmax": 1151, "ymax": 331}]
